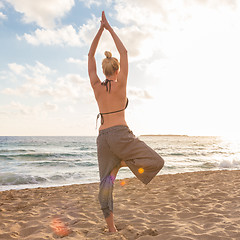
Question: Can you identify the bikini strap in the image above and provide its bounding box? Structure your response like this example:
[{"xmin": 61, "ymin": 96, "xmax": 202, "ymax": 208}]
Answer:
[
  {"xmin": 96, "ymin": 98, "xmax": 129, "ymax": 129},
  {"xmin": 101, "ymin": 79, "xmax": 113, "ymax": 93}
]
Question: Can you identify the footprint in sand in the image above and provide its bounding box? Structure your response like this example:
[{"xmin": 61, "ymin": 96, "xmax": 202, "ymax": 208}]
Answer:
[{"xmin": 136, "ymin": 228, "xmax": 159, "ymax": 238}]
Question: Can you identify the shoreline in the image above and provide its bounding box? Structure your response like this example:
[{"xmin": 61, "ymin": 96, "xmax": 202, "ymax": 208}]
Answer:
[
  {"xmin": 1, "ymin": 170, "xmax": 240, "ymax": 239},
  {"xmin": 0, "ymin": 168, "xmax": 235, "ymax": 193}
]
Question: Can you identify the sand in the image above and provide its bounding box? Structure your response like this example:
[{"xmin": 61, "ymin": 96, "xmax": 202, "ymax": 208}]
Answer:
[{"xmin": 0, "ymin": 170, "xmax": 240, "ymax": 240}]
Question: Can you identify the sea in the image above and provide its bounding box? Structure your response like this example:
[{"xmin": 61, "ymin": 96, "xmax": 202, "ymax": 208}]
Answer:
[{"xmin": 0, "ymin": 135, "xmax": 240, "ymax": 191}]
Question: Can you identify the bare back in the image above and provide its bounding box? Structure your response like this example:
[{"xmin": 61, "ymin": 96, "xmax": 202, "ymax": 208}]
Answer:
[{"xmin": 93, "ymin": 79, "xmax": 127, "ymax": 130}]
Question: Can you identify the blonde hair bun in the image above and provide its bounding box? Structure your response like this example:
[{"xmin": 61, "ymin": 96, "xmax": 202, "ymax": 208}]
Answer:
[
  {"xmin": 102, "ymin": 51, "xmax": 119, "ymax": 77},
  {"xmin": 104, "ymin": 51, "xmax": 112, "ymax": 59}
]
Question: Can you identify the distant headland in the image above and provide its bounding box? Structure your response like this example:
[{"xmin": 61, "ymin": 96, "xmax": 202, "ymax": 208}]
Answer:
[{"xmin": 140, "ymin": 134, "xmax": 189, "ymax": 137}]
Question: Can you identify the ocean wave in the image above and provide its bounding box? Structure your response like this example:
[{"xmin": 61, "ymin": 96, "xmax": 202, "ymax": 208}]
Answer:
[
  {"xmin": 0, "ymin": 173, "xmax": 47, "ymax": 186},
  {"xmin": 0, "ymin": 171, "xmax": 86, "ymax": 187},
  {"xmin": 25, "ymin": 159, "xmax": 97, "ymax": 168},
  {"xmin": 29, "ymin": 161, "xmax": 71, "ymax": 167},
  {"xmin": 1, "ymin": 152, "xmax": 78, "ymax": 159},
  {"xmin": 48, "ymin": 172, "xmax": 85, "ymax": 181},
  {"xmin": 75, "ymin": 161, "xmax": 97, "ymax": 167},
  {"xmin": 169, "ymin": 153, "xmax": 185, "ymax": 156},
  {"xmin": 0, "ymin": 149, "xmax": 36, "ymax": 153},
  {"xmin": 49, "ymin": 175, "xmax": 65, "ymax": 181},
  {"xmin": 219, "ymin": 159, "xmax": 240, "ymax": 169},
  {"xmin": 199, "ymin": 162, "xmax": 217, "ymax": 169},
  {"xmin": 161, "ymin": 150, "xmax": 232, "ymax": 157},
  {"xmin": 29, "ymin": 161, "xmax": 79, "ymax": 168},
  {"xmin": 163, "ymin": 165, "xmax": 177, "ymax": 170},
  {"xmin": 74, "ymin": 146, "xmax": 93, "ymax": 151},
  {"xmin": 0, "ymin": 156, "xmax": 13, "ymax": 160}
]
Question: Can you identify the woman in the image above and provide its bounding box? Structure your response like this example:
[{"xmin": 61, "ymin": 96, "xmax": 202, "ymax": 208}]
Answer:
[{"xmin": 88, "ymin": 11, "xmax": 164, "ymax": 232}]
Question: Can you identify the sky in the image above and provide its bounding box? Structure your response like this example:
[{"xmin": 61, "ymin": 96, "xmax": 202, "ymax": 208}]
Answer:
[{"xmin": 0, "ymin": 0, "xmax": 240, "ymax": 137}]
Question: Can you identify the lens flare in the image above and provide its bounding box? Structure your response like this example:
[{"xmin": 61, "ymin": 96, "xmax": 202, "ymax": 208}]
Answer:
[
  {"xmin": 120, "ymin": 180, "xmax": 126, "ymax": 186},
  {"xmin": 138, "ymin": 168, "xmax": 144, "ymax": 174},
  {"xmin": 51, "ymin": 218, "xmax": 70, "ymax": 237}
]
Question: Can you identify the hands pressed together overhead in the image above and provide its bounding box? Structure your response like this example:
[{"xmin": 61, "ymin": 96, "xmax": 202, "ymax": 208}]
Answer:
[
  {"xmin": 100, "ymin": 11, "xmax": 111, "ymax": 31},
  {"xmin": 88, "ymin": 9, "xmax": 128, "ymax": 87}
]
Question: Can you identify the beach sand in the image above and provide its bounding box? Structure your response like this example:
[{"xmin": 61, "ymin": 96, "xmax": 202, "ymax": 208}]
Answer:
[{"xmin": 0, "ymin": 170, "xmax": 240, "ymax": 240}]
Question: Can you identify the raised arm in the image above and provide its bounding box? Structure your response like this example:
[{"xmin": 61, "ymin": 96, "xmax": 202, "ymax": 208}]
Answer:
[
  {"xmin": 88, "ymin": 19, "xmax": 104, "ymax": 88},
  {"xmin": 102, "ymin": 12, "xmax": 128, "ymax": 83}
]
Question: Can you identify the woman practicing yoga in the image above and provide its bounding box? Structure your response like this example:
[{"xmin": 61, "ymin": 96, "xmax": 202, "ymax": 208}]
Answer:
[{"xmin": 88, "ymin": 11, "xmax": 164, "ymax": 232}]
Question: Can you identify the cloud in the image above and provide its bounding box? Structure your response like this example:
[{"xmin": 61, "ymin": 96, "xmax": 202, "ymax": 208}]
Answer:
[
  {"xmin": 78, "ymin": 0, "xmax": 101, "ymax": 8},
  {"xmin": 66, "ymin": 57, "xmax": 87, "ymax": 67},
  {"xmin": 0, "ymin": 101, "xmax": 58, "ymax": 121},
  {"xmin": 0, "ymin": 70, "xmax": 8, "ymax": 80},
  {"xmin": 3, "ymin": 61, "xmax": 55, "ymax": 95},
  {"xmin": 191, "ymin": 0, "xmax": 237, "ymax": 8},
  {"xmin": 18, "ymin": 14, "xmax": 100, "ymax": 47},
  {"xmin": 42, "ymin": 102, "xmax": 58, "ymax": 111},
  {"xmin": 99, "ymin": 25, "xmax": 150, "ymax": 62},
  {"xmin": 26, "ymin": 61, "xmax": 54, "ymax": 75},
  {"xmin": 114, "ymin": 0, "xmax": 238, "ymax": 27},
  {"xmin": 52, "ymin": 74, "xmax": 88, "ymax": 100},
  {"xmin": 17, "ymin": 11, "xmax": 149, "ymax": 58},
  {"xmin": 0, "ymin": 12, "xmax": 7, "ymax": 20},
  {"xmin": 2, "ymin": 88, "xmax": 21, "ymax": 96},
  {"xmin": 77, "ymin": 14, "xmax": 101, "ymax": 45},
  {"xmin": 6, "ymin": 0, "xmax": 75, "ymax": 28},
  {"xmin": 18, "ymin": 25, "xmax": 83, "ymax": 46},
  {"xmin": 9, "ymin": 101, "xmax": 58, "ymax": 117},
  {"xmin": 2, "ymin": 61, "xmax": 92, "ymax": 102},
  {"xmin": 16, "ymin": 8, "xmax": 148, "ymax": 60},
  {"xmin": 8, "ymin": 63, "xmax": 26, "ymax": 75},
  {"xmin": 0, "ymin": 2, "xmax": 7, "ymax": 20},
  {"xmin": 112, "ymin": 0, "xmax": 240, "ymax": 61},
  {"xmin": 6, "ymin": 61, "xmax": 56, "ymax": 86},
  {"xmin": 114, "ymin": 0, "xmax": 167, "ymax": 28},
  {"xmin": 128, "ymin": 87, "xmax": 153, "ymax": 100}
]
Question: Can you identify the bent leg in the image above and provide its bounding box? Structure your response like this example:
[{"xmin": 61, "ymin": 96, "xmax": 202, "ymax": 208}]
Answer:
[
  {"xmin": 125, "ymin": 139, "xmax": 164, "ymax": 184},
  {"xmin": 108, "ymin": 127, "xmax": 164, "ymax": 185}
]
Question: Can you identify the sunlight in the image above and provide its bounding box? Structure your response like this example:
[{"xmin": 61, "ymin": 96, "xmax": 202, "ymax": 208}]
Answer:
[{"xmin": 220, "ymin": 134, "xmax": 240, "ymax": 144}]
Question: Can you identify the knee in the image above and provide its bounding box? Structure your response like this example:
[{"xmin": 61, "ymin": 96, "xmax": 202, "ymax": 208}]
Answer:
[
  {"xmin": 98, "ymin": 176, "xmax": 113, "ymax": 206},
  {"xmin": 98, "ymin": 186, "xmax": 109, "ymax": 206}
]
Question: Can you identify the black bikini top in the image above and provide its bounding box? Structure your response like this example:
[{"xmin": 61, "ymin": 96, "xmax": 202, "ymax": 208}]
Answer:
[
  {"xmin": 101, "ymin": 79, "xmax": 113, "ymax": 93},
  {"xmin": 96, "ymin": 79, "xmax": 129, "ymax": 128}
]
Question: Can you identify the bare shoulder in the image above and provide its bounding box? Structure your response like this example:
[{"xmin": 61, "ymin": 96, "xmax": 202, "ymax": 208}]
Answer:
[
  {"xmin": 117, "ymin": 74, "xmax": 127, "ymax": 88},
  {"xmin": 92, "ymin": 81, "xmax": 103, "ymax": 99},
  {"xmin": 89, "ymin": 74, "xmax": 101, "ymax": 89}
]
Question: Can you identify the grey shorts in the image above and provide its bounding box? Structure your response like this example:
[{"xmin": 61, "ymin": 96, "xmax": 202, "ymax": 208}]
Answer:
[{"xmin": 97, "ymin": 125, "xmax": 164, "ymax": 218}]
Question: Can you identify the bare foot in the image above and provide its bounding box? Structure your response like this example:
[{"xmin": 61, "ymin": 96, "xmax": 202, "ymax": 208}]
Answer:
[
  {"xmin": 105, "ymin": 212, "xmax": 118, "ymax": 233},
  {"xmin": 109, "ymin": 226, "xmax": 118, "ymax": 233}
]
